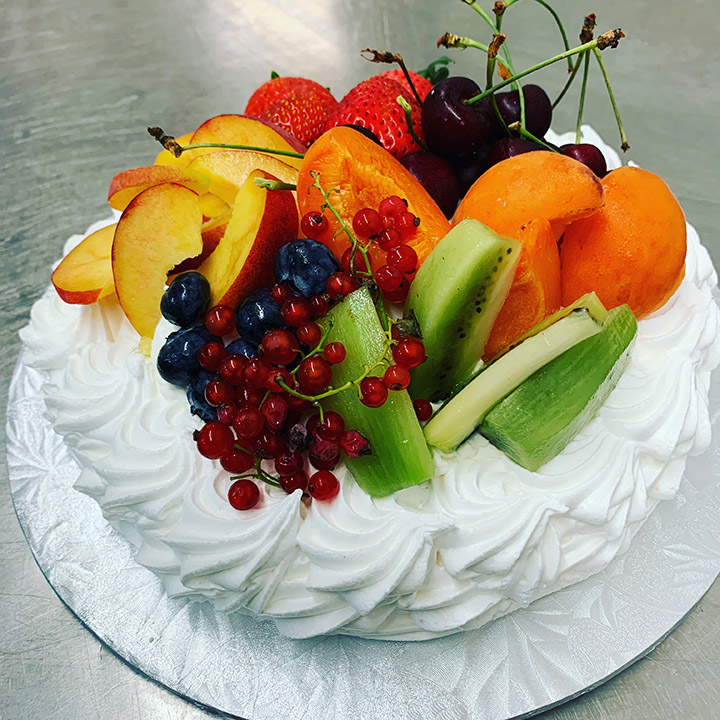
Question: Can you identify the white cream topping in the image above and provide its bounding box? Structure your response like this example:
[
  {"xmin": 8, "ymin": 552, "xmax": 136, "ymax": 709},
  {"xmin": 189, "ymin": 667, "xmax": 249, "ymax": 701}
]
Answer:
[{"xmin": 22, "ymin": 140, "xmax": 720, "ymax": 640}]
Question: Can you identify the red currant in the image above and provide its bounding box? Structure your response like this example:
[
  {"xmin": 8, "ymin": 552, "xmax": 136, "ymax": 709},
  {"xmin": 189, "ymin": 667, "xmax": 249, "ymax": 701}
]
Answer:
[
  {"xmin": 232, "ymin": 405, "xmax": 265, "ymax": 439},
  {"xmin": 271, "ymin": 283, "xmax": 294, "ymax": 305},
  {"xmin": 360, "ymin": 376, "xmax": 388, "ymax": 408},
  {"xmin": 375, "ymin": 264, "xmax": 403, "ymax": 292},
  {"xmin": 265, "ymin": 367, "xmax": 294, "ymax": 394},
  {"xmin": 297, "ymin": 356, "xmax": 333, "ymax": 393},
  {"xmin": 296, "ymin": 321, "xmax": 322, "ymax": 348},
  {"xmin": 244, "ymin": 356, "xmax": 272, "ymax": 388},
  {"xmin": 261, "ymin": 394, "xmax": 289, "ymax": 432},
  {"xmin": 395, "ymin": 211, "xmax": 420, "ymax": 238},
  {"xmin": 235, "ymin": 385, "xmax": 264, "ymax": 407},
  {"xmin": 413, "ymin": 398, "xmax": 433, "ymax": 422},
  {"xmin": 205, "ymin": 378, "xmax": 234, "ymax": 407},
  {"xmin": 220, "ymin": 447, "xmax": 255, "ymax": 474},
  {"xmin": 280, "ymin": 298, "xmax": 312, "ymax": 328},
  {"xmin": 383, "ymin": 364, "xmax": 411, "ymax": 391},
  {"xmin": 325, "ymin": 272, "xmax": 357, "ymax": 300},
  {"xmin": 279, "ymin": 471, "xmax": 308, "ymax": 494},
  {"xmin": 341, "ymin": 247, "xmax": 372, "ymax": 275},
  {"xmin": 378, "ymin": 195, "xmax": 407, "ymax": 219},
  {"xmin": 300, "ymin": 211, "xmax": 329, "ymax": 241},
  {"xmin": 274, "ymin": 451, "xmax": 304, "ymax": 477},
  {"xmin": 352, "ymin": 208, "xmax": 383, "ymax": 238},
  {"xmin": 316, "ymin": 411, "xmax": 345, "ymax": 440},
  {"xmin": 217, "ymin": 403, "xmax": 237, "ymax": 425},
  {"xmin": 197, "ymin": 342, "xmax": 226, "ymax": 372},
  {"xmin": 382, "ymin": 278, "xmax": 410, "ymax": 303},
  {"xmin": 252, "ymin": 430, "xmax": 287, "ymax": 459},
  {"xmin": 340, "ymin": 430, "xmax": 371, "ymax": 458},
  {"xmin": 310, "ymin": 294, "xmax": 329, "ymax": 316},
  {"xmin": 228, "ymin": 479, "xmax": 260, "ymax": 510},
  {"xmin": 308, "ymin": 470, "xmax": 340, "ymax": 501},
  {"xmin": 196, "ymin": 422, "xmax": 234, "ymax": 459},
  {"xmin": 205, "ymin": 305, "xmax": 235, "ymax": 337},
  {"xmin": 261, "ymin": 329, "xmax": 299, "ymax": 366},
  {"xmin": 377, "ymin": 228, "xmax": 403, "ymax": 251},
  {"xmin": 392, "ymin": 337, "xmax": 426, "ymax": 369},
  {"xmin": 387, "ymin": 245, "xmax": 418, "ymax": 274},
  {"xmin": 219, "ymin": 354, "xmax": 247, "ymax": 385},
  {"xmin": 323, "ymin": 342, "xmax": 346, "ymax": 365}
]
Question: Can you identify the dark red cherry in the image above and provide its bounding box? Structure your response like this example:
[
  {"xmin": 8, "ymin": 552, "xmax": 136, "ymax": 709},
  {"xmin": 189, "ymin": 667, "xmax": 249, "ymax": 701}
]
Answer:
[
  {"xmin": 488, "ymin": 137, "xmax": 548, "ymax": 167},
  {"xmin": 493, "ymin": 84, "xmax": 552, "ymax": 139},
  {"xmin": 560, "ymin": 143, "xmax": 608, "ymax": 177},
  {"xmin": 399, "ymin": 151, "xmax": 460, "ymax": 218}
]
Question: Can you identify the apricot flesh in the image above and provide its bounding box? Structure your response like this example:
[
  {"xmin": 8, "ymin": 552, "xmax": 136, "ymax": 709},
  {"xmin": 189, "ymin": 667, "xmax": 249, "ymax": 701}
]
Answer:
[{"xmin": 560, "ymin": 166, "xmax": 687, "ymax": 319}]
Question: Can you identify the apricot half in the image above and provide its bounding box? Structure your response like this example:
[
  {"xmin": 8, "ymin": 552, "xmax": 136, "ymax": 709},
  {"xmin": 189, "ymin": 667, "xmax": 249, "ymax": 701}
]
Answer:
[{"xmin": 560, "ymin": 166, "xmax": 687, "ymax": 319}]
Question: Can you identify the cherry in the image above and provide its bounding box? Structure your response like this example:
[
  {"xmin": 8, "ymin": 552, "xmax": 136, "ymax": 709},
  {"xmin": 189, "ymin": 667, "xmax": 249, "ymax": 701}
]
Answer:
[
  {"xmin": 323, "ymin": 342, "xmax": 346, "ymax": 365},
  {"xmin": 413, "ymin": 398, "xmax": 433, "ymax": 422},
  {"xmin": 452, "ymin": 145, "xmax": 492, "ymax": 195},
  {"xmin": 300, "ymin": 211, "xmax": 330, "ymax": 241},
  {"xmin": 392, "ymin": 337, "xmax": 426, "ymax": 369},
  {"xmin": 399, "ymin": 151, "xmax": 460, "ymax": 218},
  {"xmin": 271, "ymin": 283, "xmax": 295, "ymax": 306},
  {"xmin": 493, "ymin": 84, "xmax": 553, "ymax": 139},
  {"xmin": 204, "ymin": 305, "xmax": 235, "ymax": 337},
  {"xmin": 232, "ymin": 405, "xmax": 265, "ymax": 439},
  {"xmin": 274, "ymin": 451, "xmax": 305, "ymax": 477},
  {"xmin": 252, "ymin": 430, "xmax": 287, "ymax": 459},
  {"xmin": 376, "ymin": 264, "xmax": 404, "ymax": 292},
  {"xmin": 560, "ymin": 143, "xmax": 608, "ymax": 177},
  {"xmin": 377, "ymin": 228, "xmax": 403, "ymax": 251},
  {"xmin": 488, "ymin": 137, "xmax": 547, "ymax": 167},
  {"xmin": 310, "ymin": 294, "xmax": 329, "ymax": 316},
  {"xmin": 220, "ymin": 448, "xmax": 255, "ymax": 474},
  {"xmin": 260, "ymin": 394, "xmax": 289, "ymax": 432},
  {"xmin": 326, "ymin": 272, "xmax": 357, "ymax": 300},
  {"xmin": 296, "ymin": 321, "xmax": 323, "ymax": 348},
  {"xmin": 308, "ymin": 470, "xmax": 340, "ymax": 501},
  {"xmin": 280, "ymin": 297, "xmax": 312, "ymax": 328},
  {"xmin": 261, "ymin": 329, "xmax": 300, "ymax": 366},
  {"xmin": 383, "ymin": 364, "xmax": 411, "ymax": 391},
  {"xmin": 422, "ymin": 77, "xmax": 494, "ymax": 157},
  {"xmin": 340, "ymin": 430, "xmax": 371, "ymax": 458},
  {"xmin": 205, "ymin": 378, "xmax": 234, "ymax": 407},
  {"xmin": 360, "ymin": 376, "xmax": 388, "ymax": 408},
  {"xmin": 228, "ymin": 479, "xmax": 260, "ymax": 510},
  {"xmin": 196, "ymin": 421, "xmax": 234, "ymax": 459},
  {"xmin": 386, "ymin": 245, "xmax": 418, "ymax": 274},
  {"xmin": 352, "ymin": 208, "xmax": 383, "ymax": 238},
  {"xmin": 279, "ymin": 471, "xmax": 309, "ymax": 494},
  {"xmin": 297, "ymin": 355, "xmax": 333, "ymax": 393},
  {"xmin": 197, "ymin": 341, "xmax": 226, "ymax": 372},
  {"xmin": 244, "ymin": 356, "xmax": 272, "ymax": 388},
  {"xmin": 316, "ymin": 411, "xmax": 345, "ymax": 440}
]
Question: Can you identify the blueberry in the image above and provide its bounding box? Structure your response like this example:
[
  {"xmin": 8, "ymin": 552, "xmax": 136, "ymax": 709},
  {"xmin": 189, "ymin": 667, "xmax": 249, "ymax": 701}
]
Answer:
[
  {"xmin": 186, "ymin": 370, "xmax": 218, "ymax": 423},
  {"xmin": 157, "ymin": 326, "xmax": 216, "ymax": 386},
  {"xmin": 225, "ymin": 338, "xmax": 259, "ymax": 358},
  {"xmin": 274, "ymin": 239, "xmax": 341, "ymax": 298},
  {"xmin": 234, "ymin": 289, "xmax": 284, "ymax": 344},
  {"xmin": 160, "ymin": 272, "xmax": 211, "ymax": 328}
]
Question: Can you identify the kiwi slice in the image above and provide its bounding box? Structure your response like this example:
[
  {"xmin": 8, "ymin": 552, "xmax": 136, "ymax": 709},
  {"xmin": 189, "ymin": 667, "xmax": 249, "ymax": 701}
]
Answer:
[
  {"xmin": 405, "ymin": 219, "xmax": 521, "ymax": 402},
  {"xmin": 321, "ymin": 287, "xmax": 434, "ymax": 497},
  {"xmin": 480, "ymin": 304, "xmax": 637, "ymax": 471},
  {"xmin": 424, "ymin": 305, "xmax": 605, "ymax": 453}
]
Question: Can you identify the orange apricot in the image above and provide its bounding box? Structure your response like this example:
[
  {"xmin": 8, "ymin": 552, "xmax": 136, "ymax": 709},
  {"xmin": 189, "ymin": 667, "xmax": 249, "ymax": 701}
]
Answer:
[
  {"xmin": 560, "ymin": 166, "xmax": 686, "ymax": 319},
  {"xmin": 453, "ymin": 151, "xmax": 605, "ymax": 241},
  {"xmin": 296, "ymin": 127, "xmax": 450, "ymax": 265},
  {"xmin": 482, "ymin": 218, "xmax": 562, "ymax": 360}
]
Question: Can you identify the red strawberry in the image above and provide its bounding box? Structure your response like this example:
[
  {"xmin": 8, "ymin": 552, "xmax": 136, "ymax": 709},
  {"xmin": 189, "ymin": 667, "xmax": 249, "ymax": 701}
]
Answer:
[
  {"xmin": 245, "ymin": 76, "xmax": 336, "ymax": 119},
  {"xmin": 260, "ymin": 90, "xmax": 338, "ymax": 146},
  {"xmin": 380, "ymin": 69, "xmax": 434, "ymax": 102},
  {"xmin": 323, "ymin": 77, "xmax": 424, "ymax": 159}
]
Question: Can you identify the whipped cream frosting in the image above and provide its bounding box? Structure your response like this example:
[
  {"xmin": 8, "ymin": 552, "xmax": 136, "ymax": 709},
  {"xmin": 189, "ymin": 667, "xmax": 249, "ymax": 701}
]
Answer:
[{"xmin": 19, "ymin": 134, "xmax": 720, "ymax": 640}]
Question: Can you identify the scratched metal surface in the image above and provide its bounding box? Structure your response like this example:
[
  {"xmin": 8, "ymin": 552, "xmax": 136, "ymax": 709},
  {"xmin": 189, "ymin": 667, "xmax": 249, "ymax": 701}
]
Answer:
[{"xmin": 1, "ymin": 1, "xmax": 719, "ymax": 718}]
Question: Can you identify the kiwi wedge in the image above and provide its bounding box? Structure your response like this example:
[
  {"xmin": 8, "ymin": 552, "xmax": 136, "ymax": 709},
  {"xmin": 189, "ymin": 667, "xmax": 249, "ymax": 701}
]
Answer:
[
  {"xmin": 480, "ymin": 304, "xmax": 637, "ymax": 471},
  {"xmin": 424, "ymin": 303, "xmax": 605, "ymax": 453},
  {"xmin": 321, "ymin": 287, "xmax": 434, "ymax": 497},
  {"xmin": 405, "ymin": 219, "xmax": 521, "ymax": 403}
]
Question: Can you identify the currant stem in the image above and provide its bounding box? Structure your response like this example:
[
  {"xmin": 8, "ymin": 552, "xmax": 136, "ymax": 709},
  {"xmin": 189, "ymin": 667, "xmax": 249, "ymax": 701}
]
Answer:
[
  {"xmin": 575, "ymin": 51, "xmax": 591, "ymax": 145},
  {"xmin": 464, "ymin": 33, "xmax": 622, "ymax": 105},
  {"xmin": 592, "ymin": 47, "xmax": 630, "ymax": 151},
  {"xmin": 179, "ymin": 142, "xmax": 305, "ymax": 159},
  {"xmin": 396, "ymin": 96, "xmax": 429, "ymax": 151},
  {"xmin": 254, "ymin": 178, "xmax": 297, "ymax": 191}
]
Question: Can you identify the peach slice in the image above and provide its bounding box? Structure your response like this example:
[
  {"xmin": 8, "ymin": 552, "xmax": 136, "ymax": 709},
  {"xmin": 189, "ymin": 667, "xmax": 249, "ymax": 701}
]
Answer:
[
  {"xmin": 561, "ymin": 166, "xmax": 687, "ymax": 319},
  {"xmin": 187, "ymin": 150, "xmax": 299, "ymax": 205},
  {"xmin": 198, "ymin": 169, "xmax": 298, "ymax": 308},
  {"xmin": 453, "ymin": 151, "xmax": 605, "ymax": 241},
  {"xmin": 51, "ymin": 224, "xmax": 117, "ymax": 304},
  {"xmin": 154, "ymin": 132, "xmax": 193, "ymax": 167},
  {"xmin": 171, "ymin": 213, "xmax": 231, "ymax": 275},
  {"xmin": 112, "ymin": 183, "xmax": 203, "ymax": 339},
  {"xmin": 108, "ymin": 166, "xmax": 211, "ymax": 211},
  {"xmin": 181, "ymin": 115, "xmax": 306, "ymax": 169}
]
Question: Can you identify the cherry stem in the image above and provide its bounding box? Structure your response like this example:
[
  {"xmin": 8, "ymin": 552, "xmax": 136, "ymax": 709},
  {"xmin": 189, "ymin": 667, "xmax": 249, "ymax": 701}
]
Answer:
[
  {"xmin": 396, "ymin": 96, "xmax": 429, "ymax": 151},
  {"xmin": 507, "ymin": 122, "xmax": 559, "ymax": 151},
  {"xmin": 551, "ymin": 52, "xmax": 584, "ymax": 109},
  {"xmin": 464, "ymin": 33, "xmax": 623, "ymax": 105},
  {"xmin": 592, "ymin": 47, "xmax": 630, "ymax": 151},
  {"xmin": 437, "ymin": 35, "xmax": 513, "ymax": 74},
  {"xmin": 179, "ymin": 142, "xmax": 305, "ymax": 159},
  {"xmin": 254, "ymin": 178, "xmax": 297, "ymax": 191},
  {"xmin": 575, "ymin": 51, "xmax": 591, "ymax": 145},
  {"xmin": 485, "ymin": 34, "xmax": 510, "ymax": 134},
  {"xmin": 524, "ymin": 0, "xmax": 574, "ymax": 72},
  {"xmin": 360, "ymin": 49, "xmax": 424, "ymax": 105}
]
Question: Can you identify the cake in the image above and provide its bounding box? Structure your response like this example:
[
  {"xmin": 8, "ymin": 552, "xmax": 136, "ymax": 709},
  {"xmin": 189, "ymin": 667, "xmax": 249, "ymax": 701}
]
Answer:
[{"xmin": 19, "ymin": 122, "xmax": 720, "ymax": 640}]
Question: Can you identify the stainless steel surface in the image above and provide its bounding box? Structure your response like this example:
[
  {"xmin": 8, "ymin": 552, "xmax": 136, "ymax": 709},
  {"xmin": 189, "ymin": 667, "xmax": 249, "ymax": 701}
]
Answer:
[{"xmin": 2, "ymin": 1, "xmax": 719, "ymax": 718}]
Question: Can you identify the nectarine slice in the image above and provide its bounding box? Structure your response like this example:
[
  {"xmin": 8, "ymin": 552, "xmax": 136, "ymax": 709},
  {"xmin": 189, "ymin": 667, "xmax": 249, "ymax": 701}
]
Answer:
[
  {"xmin": 198, "ymin": 169, "xmax": 298, "ymax": 308},
  {"xmin": 108, "ymin": 166, "xmax": 211, "ymax": 211},
  {"xmin": 296, "ymin": 127, "xmax": 450, "ymax": 265},
  {"xmin": 453, "ymin": 151, "xmax": 605, "ymax": 241},
  {"xmin": 112, "ymin": 183, "xmax": 203, "ymax": 339},
  {"xmin": 560, "ymin": 166, "xmax": 687, "ymax": 319},
  {"xmin": 52, "ymin": 224, "xmax": 116, "ymax": 304}
]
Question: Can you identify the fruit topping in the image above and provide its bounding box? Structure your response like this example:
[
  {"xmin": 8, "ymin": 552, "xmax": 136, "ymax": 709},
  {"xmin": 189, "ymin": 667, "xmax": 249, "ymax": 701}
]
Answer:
[
  {"xmin": 274, "ymin": 239, "xmax": 342, "ymax": 299},
  {"xmin": 234, "ymin": 289, "xmax": 285, "ymax": 344},
  {"xmin": 157, "ymin": 326, "xmax": 217, "ymax": 386},
  {"xmin": 160, "ymin": 272, "xmax": 211, "ymax": 328}
]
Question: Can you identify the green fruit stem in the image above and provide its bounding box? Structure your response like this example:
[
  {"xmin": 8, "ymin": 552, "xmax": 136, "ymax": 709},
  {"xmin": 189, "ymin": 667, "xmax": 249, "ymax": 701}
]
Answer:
[
  {"xmin": 396, "ymin": 96, "xmax": 429, "ymax": 150},
  {"xmin": 178, "ymin": 142, "xmax": 306, "ymax": 159},
  {"xmin": 254, "ymin": 178, "xmax": 297, "ymax": 191},
  {"xmin": 592, "ymin": 47, "xmax": 630, "ymax": 151},
  {"xmin": 507, "ymin": 122, "xmax": 558, "ymax": 151},
  {"xmin": 551, "ymin": 52, "xmax": 584, "ymax": 109},
  {"xmin": 575, "ymin": 51, "xmax": 591, "ymax": 145}
]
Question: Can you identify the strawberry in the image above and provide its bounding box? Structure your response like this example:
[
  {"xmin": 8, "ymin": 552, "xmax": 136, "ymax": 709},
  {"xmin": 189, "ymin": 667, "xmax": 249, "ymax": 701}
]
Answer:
[
  {"xmin": 323, "ymin": 77, "xmax": 425, "ymax": 159},
  {"xmin": 245, "ymin": 76, "xmax": 336, "ymax": 120},
  {"xmin": 380, "ymin": 69, "xmax": 434, "ymax": 102},
  {"xmin": 260, "ymin": 90, "xmax": 338, "ymax": 146}
]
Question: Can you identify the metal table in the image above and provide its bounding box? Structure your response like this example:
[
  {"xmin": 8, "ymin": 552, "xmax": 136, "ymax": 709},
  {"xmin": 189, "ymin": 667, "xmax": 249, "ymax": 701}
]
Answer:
[{"xmin": 2, "ymin": 1, "xmax": 719, "ymax": 717}]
